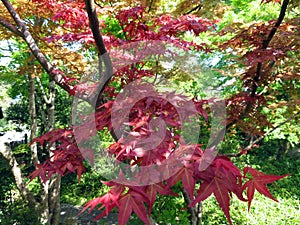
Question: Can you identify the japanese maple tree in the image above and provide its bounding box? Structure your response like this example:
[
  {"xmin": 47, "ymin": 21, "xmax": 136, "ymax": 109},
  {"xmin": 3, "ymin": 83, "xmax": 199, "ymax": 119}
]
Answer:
[{"xmin": 0, "ymin": 0, "xmax": 298, "ymax": 224}]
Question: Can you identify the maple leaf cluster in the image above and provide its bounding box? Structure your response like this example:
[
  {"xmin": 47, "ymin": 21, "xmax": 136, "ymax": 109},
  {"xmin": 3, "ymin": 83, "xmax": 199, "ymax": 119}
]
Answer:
[
  {"xmin": 32, "ymin": 0, "xmax": 89, "ymax": 30},
  {"xmin": 23, "ymin": 1, "xmax": 293, "ymax": 225},
  {"xmin": 30, "ymin": 86, "xmax": 288, "ymax": 225},
  {"xmin": 39, "ymin": 5, "xmax": 213, "ymax": 52},
  {"xmin": 29, "ymin": 128, "xmax": 85, "ymax": 183},
  {"xmin": 218, "ymin": 9, "xmax": 299, "ymax": 135}
]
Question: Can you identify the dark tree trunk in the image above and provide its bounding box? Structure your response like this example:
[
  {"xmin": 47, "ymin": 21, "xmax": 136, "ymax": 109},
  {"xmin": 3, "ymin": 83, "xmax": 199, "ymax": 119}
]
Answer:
[
  {"xmin": 276, "ymin": 138, "xmax": 289, "ymax": 160},
  {"xmin": 181, "ymin": 187, "xmax": 202, "ymax": 225}
]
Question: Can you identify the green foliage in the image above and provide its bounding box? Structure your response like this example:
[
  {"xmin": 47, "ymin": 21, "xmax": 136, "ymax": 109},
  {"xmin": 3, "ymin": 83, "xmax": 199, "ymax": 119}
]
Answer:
[
  {"xmin": 152, "ymin": 196, "xmax": 190, "ymax": 225},
  {"xmin": 0, "ymin": 156, "xmax": 39, "ymax": 225},
  {"xmin": 4, "ymin": 84, "xmax": 72, "ymax": 130},
  {"xmin": 0, "ymin": 156, "xmax": 15, "ymax": 206},
  {"xmin": 229, "ymin": 0, "xmax": 280, "ymax": 21},
  {"xmin": 262, "ymin": 79, "xmax": 300, "ymax": 145},
  {"xmin": 103, "ymin": 16, "xmax": 126, "ymax": 39},
  {"xmin": 60, "ymin": 170, "xmax": 108, "ymax": 205},
  {"xmin": 6, "ymin": 97, "xmax": 30, "ymax": 126},
  {"xmin": 0, "ymin": 200, "xmax": 40, "ymax": 225},
  {"xmin": 129, "ymin": 193, "xmax": 190, "ymax": 225},
  {"xmin": 265, "ymin": 108, "xmax": 300, "ymax": 144},
  {"xmin": 0, "ymin": 199, "xmax": 40, "ymax": 225},
  {"xmin": 54, "ymin": 86, "xmax": 73, "ymax": 127}
]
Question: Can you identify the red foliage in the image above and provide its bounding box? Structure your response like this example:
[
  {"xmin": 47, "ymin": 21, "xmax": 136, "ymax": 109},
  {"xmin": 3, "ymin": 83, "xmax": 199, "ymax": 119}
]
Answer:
[
  {"xmin": 27, "ymin": 2, "xmax": 291, "ymax": 225},
  {"xmin": 154, "ymin": 14, "xmax": 214, "ymax": 36},
  {"xmin": 242, "ymin": 167, "xmax": 289, "ymax": 210},
  {"xmin": 244, "ymin": 48, "xmax": 285, "ymax": 65},
  {"xmin": 40, "ymin": 4, "xmax": 212, "ymax": 52},
  {"xmin": 29, "ymin": 128, "xmax": 86, "ymax": 182}
]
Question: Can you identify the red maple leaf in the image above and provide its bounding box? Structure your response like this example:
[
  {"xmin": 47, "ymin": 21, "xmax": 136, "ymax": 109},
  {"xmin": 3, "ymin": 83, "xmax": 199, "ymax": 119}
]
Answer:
[
  {"xmin": 191, "ymin": 156, "xmax": 246, "ymax": 225},
  {"xmin": 145, "ymin": 182, "xmax": 178, "ymax": 213},
  {"xmin": 168, "ymin": 165, "xmax": 196, "ymax": 199},
  {"xmin": 242, "ymin": 166, "xmax": 289, "ymax": 210},
  {"xmin": 117, "ymin": 190, "xmax": 150, "ymax": 225},
  {"xmin": 80, "ymin": 184, "xmax": 124, "ymax": 219},
  {"xmin": 191, "ymin": 176, "xmax": 232, "ymax": 224}
]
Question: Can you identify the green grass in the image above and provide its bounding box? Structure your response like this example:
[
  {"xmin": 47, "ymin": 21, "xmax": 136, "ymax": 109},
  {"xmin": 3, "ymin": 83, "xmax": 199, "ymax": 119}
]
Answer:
[{"xmin": 202, "ymin": 194, "xmax": 300, "ymax": 225}]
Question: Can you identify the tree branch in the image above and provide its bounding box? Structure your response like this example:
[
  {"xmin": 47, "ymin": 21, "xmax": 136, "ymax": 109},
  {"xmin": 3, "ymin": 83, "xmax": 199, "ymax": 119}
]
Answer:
[
  {"xmin": 36, "ymin": 76, "xmax": 51, "ymax": 104},
  {"xmin": 1, "ymin": 0, "xmax": 113, "ymax": 106},
  {"xmin": 250, "ymin": 0, "xmax": 289, "ymax": 98},
  {"xmin": 184, "ymin": 4, "xmax": 202, "ymax": 15},
  {"xmin": 84, "ymin": 0, "xmax": 106, "ymax": 55},
  {"xmin": 226, "ymin": 109, "xmax": 300, "ymax": 157},
  {"xmin": 148, "ymin": 0, "xmax": 155, "ymax": 13},
  {"xmin": 84, "ymin": 0, "xmax": 113, "ymax": 106},
  {"xmin": 210, "ymin": 0, "xmax": 290, "ymax": 148},
  {"xmin": 0, "ymin": 16, "xmax": 22, "ymax": 36},
  {"xmin": 181, "ymin": 187, "xmax": 201, "ymax": 225},
  {"xmin": 1, "ymin": 0, "xmax": 75, "ymax": 96},
  {"xmin": 262, "ymin": 0, "xmax": 289, "ymax": 49}
]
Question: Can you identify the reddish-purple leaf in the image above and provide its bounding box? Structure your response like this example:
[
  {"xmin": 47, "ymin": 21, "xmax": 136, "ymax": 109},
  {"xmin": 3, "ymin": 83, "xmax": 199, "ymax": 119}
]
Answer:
[
  {"xmin": 243, "ymin": 167, "xmax": 289, "ymax": 210},
  {"xmin": 118, "ymin": 191, "xmax": 150, "ymax": 225}
]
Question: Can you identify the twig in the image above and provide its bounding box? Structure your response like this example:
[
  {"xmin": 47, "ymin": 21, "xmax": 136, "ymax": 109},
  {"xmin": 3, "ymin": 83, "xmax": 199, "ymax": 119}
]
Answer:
[
  {"xmin": 1, "ymin": 0, "xmax": 74, "ymax": 95},
  {"xmin": 226, "ymin": 109, "xmax": 300, "ymax": 157},
  {"xmin": 184, "ymin": 4, "xmax": 202, "ymax": 15},
  {"xmin": 209, "ymin": 0, "xmax": 290, "ymax": 148}
]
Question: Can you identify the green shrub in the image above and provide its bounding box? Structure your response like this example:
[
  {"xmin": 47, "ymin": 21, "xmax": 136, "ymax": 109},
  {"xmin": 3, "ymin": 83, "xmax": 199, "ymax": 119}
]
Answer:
[{"xmin": 0, "ymin": 199, "xmax": 40, "ymax": 225}]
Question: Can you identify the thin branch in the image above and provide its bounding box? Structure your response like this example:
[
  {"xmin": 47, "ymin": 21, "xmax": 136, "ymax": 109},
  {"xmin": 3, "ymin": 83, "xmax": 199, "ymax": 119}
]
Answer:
[
  {"xmin": 226, "ymin": 109, "xmax": 300, "ymax": 157},
  {"xmin": 1, "ymin": 0, "xmax": 74, "ymax": 95},
  {"xmin": 209, "ymin": 0, "xmax": 290, "ymax": 148},
  {"xmin": 0, "ymin": 17, "xmax": 22, "ymax": 36},
  {"xmin": 184, "ymin": 4, "xmax": 202, "ymax": 15}
]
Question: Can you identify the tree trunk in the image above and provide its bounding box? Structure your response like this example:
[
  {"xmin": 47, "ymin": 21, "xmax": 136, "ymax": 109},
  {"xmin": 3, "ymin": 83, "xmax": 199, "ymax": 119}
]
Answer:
[
  {"xmin": 40, "ymin": 181, "xmax": 50, "ymax": 224},
  {"xmin": 28, "ymin": 74, "xmax": 39, "ymax": 164},
  {"xmin": 0, "ymin": 141, "xmax": 37, "ymax": 208},
  {"xmin": 29, "ymin": 67, "xmax": 62, "ymax": 225},
  {"xmin": 181, "ymin": 187, "xmax": 202, "ymax": 225},
  {"xmin": 29, "ymin": 72, "xmax": 51, "ymax": 224},
  {"xmin": 47, "ymin": 78, "xmax": 61, "ymax": 225},
  {"xmin": 49, "ymin": 174, "xmax": 61, "ymax": 225}
]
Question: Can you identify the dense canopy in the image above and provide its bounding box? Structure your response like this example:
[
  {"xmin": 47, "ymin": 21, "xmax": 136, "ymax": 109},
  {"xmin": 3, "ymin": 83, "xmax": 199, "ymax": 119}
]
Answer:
[{"xmin": 0, "ymin": 0, "xmax": 299, "ymax": 224}]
